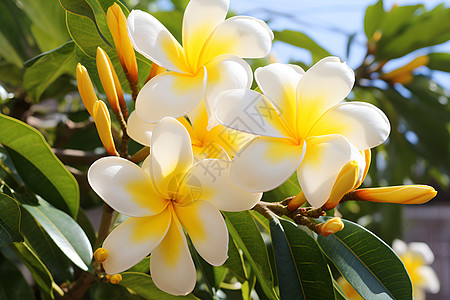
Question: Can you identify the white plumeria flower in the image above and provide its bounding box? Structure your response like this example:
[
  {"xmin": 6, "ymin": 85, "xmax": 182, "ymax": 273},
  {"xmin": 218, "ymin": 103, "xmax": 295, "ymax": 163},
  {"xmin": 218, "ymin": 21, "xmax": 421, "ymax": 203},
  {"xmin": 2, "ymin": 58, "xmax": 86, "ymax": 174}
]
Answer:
[
  {"xmin": 88, "ymin": 117, "xmax": 262, "ymax": 295},
  {"xmin": 215, "ymin": 58, "xmax": 391, "ymax": 208},
  {"xmin": 393, "ymin": 240, "xmax": 440, "ymax": 300},
  {"xmin": 127, "ymin": 0, "xmax": 273, "ymax": 123}
]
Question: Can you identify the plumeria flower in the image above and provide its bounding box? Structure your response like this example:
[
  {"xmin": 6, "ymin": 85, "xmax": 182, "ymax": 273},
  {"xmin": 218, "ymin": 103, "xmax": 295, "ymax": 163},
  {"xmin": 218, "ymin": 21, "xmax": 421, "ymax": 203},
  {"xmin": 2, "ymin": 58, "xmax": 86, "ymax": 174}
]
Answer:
[
  {"xmin": 127, "ymin": 100, "xmax": 253, "ymax": 161},
  {"xmin": 88, "ymin": 117, "xmax": 262, "ymax": 295},
  {"xmin": 215, "ymin": 58, "xmax": 391, "ymax": 208},
  {"xmin": 127, "ymin": 0, "xmax": 273, "ymax": 123},
  {"xmin": 393, "ymin": 240, "xmax": 440, "ymax": 300}
]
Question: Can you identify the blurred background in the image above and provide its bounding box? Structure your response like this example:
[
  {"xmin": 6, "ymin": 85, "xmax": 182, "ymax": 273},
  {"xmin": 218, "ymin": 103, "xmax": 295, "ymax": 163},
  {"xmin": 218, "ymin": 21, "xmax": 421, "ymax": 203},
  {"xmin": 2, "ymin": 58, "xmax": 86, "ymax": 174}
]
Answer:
[{"xmin": 0, "ymin": 0, "xmax": 449, "ymax": 298}]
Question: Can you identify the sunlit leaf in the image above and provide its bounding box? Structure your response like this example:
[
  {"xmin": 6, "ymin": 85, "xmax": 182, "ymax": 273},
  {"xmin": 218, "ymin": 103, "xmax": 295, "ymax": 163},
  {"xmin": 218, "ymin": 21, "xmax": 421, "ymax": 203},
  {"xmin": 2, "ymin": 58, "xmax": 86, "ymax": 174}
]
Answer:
[
  {"xmin": 364, "ymin": 0, "xmax": 385, "ymax": 40},
  {"xmin": 428, "ymin": 52, "xmax": 450, "ymax": 73},
  {"xmin": 0, "ymin": 192, "xmax": 23, "ymax": 247}
]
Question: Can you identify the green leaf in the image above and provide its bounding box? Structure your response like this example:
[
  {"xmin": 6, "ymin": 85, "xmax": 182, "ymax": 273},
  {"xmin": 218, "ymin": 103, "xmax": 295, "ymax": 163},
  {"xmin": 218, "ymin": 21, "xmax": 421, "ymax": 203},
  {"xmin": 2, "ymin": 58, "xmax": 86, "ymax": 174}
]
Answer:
[
  {"xmin": 0, "ymin": 192, "xmax": 23, "ymax": 247},
  {"xmin": 223, "ymin": 233, "xmax": 247, "ymax": 282},
  {"xmin": 11, "ymin": 242, "xmax": 55, "ymax": 299},
  {"xmin": 223, "ymin": 211, "xmax": 278, "ymax": 300},
  {"xmin": 24, "ymin": 41, "xmax": 77, "ymax": 102},
  {"xmin": 428, "ymin": 52, "xmax": 450, "ymax": 73},
  {"xmin": 364, "ymin": 0, "xmax": 385, "ymax": 39},
  {"xmin": 263, "ymin": 172, "xmax": 300, "ymax": 203},
  {"xmin": 120, "ymin": 272, "xmax": 199, "ymax": 299},
  {"xmin": 0, "ymin": 114, "xmax": 79, "ymax": 217},
  {"xmin": 317, "ymin": 217, "xmax": 412, "ymax": 300},
  {"xmin": 274, "ymin": 30, "xmax": 331, "ymax": 63},
  {"xmin": 91, "ymin": 282, "xmax": 144, "ymax": 300},
  {"xmin": 126, "ymin": 256, "xmax": 150, "ymax": 273},
  {"xmin": 0, "ymin": 252, "xmax": 35, "ymax": 300},
  {"xmin": 23, "ymin": 201, "xmax": 92, "ymax": 271},
  {"xmin": 270, "ymin": 218, "xmax": 334, "ymax": 300}
]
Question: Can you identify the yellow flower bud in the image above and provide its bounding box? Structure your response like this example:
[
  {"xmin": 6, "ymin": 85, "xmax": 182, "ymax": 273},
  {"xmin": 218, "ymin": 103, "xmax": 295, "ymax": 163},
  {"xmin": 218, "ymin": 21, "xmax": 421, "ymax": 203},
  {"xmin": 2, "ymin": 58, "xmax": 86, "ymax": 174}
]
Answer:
[
  {"xmin": 323, "ymin": 161, "xmax": 359, "ymax": 210},
  {"xmin": 353, "ymin": 185, "xmax": 437, "ymax": 204},
  {"xmin": 94, "ymin": 248, "xmax": 109, "ymax": 263},
  {"xmin": 146, "ymin": 62, "xmax": 165, "ymax": 83},
  {"xmin": 93, "ymin": 100, "xmax": 117, "ymax": 156},
  {"xmin": 109, "ymin": 274, "xmax": 122, "ymax": 284},
  {"xmin": 96, "ymin": 47, "xmax": 121, "ymax": 115},
  {"xmin": 319, "ymin": 217, "xmax": 344, "ymax": 236},
  {"xmin": 381, "ymin": 55, "xmax": 429, "ymax": 84},
  {"xmin": 287, "ymin": 192, "xmax": 307, "ymax": 211},
  {"xmin": 107, "ymin": 3, "xmax": 138, "ymax": 83},
  {"xmin": 76, "ymin": 63, "xmax": 98, "ymax": 116}
]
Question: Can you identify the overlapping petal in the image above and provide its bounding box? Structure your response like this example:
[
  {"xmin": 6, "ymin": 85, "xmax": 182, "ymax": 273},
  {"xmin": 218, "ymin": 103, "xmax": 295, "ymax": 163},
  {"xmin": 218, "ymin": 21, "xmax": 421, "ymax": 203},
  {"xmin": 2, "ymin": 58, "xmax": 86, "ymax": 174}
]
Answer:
[
  {"xmin": 102, "ymin": 208, "xmax": 171, "ymax": 274},
  {"xmin": 231, "ymin": 136, "xmax": 305, "ymax": 192},
  {"xmin": 297, "ymin": 134, "xmax": 364, "ymax": 208},
  {"xmin": 127, "ymin": 111, "xmax": 155, "ymax": 146},
  {"xmin": 308, "ymin": 102, "xmax": 390, "ymax": 150},
  {"xmin": 150, "ymin": 212, "xmax": 196, "ymax": 295},
  {"xmin": 174, "ymin": 200, "xmax": 228, "ymax": 265},
  {"xmin": 216, "ymin": 89, "xmax": 292, "ymax": 138},
  {"xmin": 136, "ymin": 68, "xmax": 207, "ymax": 123},
  {"xmin": 199, "ymin": 16, "xmax": 273, "ymax": 66},
  {"xmin": 255, "ymin": 63, "xmax": 304, "ymax": 128},
  {"xmin": 182, "ymin": 0, "xmax": 229, "ymax": 71},
  {"xmin": 296, "ymin": 57, "xmax": 355, "ymax": 137},
  {"xmin": 150, "ymin": 117, "xmax": 193, "ymax": 198},
  {"xmin": 127, "ymin": 10, "xmax": 188, "ymax": 73},
  {"xmin": 178, "ymin": 159, "xmax": 262, "ymax": 211},
  {"xmin": 88, "ymin": 157, "xmax": 167, "ymax": 217}
]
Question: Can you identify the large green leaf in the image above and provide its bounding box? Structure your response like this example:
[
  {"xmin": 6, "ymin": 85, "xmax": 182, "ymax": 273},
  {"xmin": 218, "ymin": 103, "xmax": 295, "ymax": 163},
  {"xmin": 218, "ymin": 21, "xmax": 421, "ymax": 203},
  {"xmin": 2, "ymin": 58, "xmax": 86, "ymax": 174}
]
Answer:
[
  {"xmin": 428, "ymin": 52, "xmax": 450, "ymax": 73},
  {"xmin": 223, "ymin": 233, "xmax": 247, "ymax": 282},
  {"xmin": 11, "ymin": 242, "xmax": 55, "ymax": 300},
  {"xmin": 24, "ymin": 41, "xmax": 77, "ymax": 102},
  {"xmin": 317, "ymin": 217, "xmax": 412, "ymax": 300},
  {"xmin": 270, "ymin": 218, "xmax": 334, "ymax": 300},
  {"xmin": 364, "ymin": 0, "xmax": 385, "ymax": 39},
  {"xmin": 0, "ymin": 252, "xmax": 35, "ymax": 300},
  {"xmin": 0, "ymin": 114, "xmax": 79, "ymax": 217},
  {"xmin": 223, "ymin": 211, "xmax": 278, "ymax": 300},
  {"xmin": 273, "ymin": 30, "xmax": 331, "ymax": 63},
  {"xmin": 24, "ymin": 201, "xmax": 92, "ymax": 271},
  {"xmin": 120, "ymin": 272, "xmax": 199, "ymax": 299},
  {"xmin": 0, "ymin": 193, "xmax": 23, "ymax": 247}
]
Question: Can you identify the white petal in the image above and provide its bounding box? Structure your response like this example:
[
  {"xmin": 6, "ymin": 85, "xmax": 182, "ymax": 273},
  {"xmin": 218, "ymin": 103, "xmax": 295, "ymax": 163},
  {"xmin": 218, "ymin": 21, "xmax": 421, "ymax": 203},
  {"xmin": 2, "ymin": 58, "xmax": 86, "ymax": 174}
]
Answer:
[
  {"xmin": 150, "ymin": 117, "xmax": 193, "ymax": 198},
  {"xmin": 204, "ymin": 55, "xmax": 253, "ymax": 129},
  {"xmin": 136, "ymin": 69, "xmax": 206, "ymax": 123},
  {"xmin": 417, "ymin": 266, "xmax": 440, "ymax": 294},
  {"xmin": 178, "ymin": 159, "xmax": 262, "ymax": 211},
  {"xmin": 215, "ymin": 89, "xmax": 293, "ymax": 138},
  {"xmin": 298, "ymin": 135, "xmax": 364, "ymax": 208},
  {"xmin": 308, "ymin": 102, "xmax": 390, "ymax": 150},
  {"xmin": 127, "ymin": 10, "xmax": 188, "ymax": 73},
  {"xmin": 231, "ymin": 136, "xmax": 305, "ymax": 192},
  {"xmin": 127, "ymin": 111, "xmax": 155, "ymax": 146},
  {"xmin": 88, "ymin": 157, "xmax": 167, "ymax": 217},
  {"xmin": 409, "ymin": 242, "xmax": 435, "ymax": 265},
  {"xmin": 182, "ymin": 0, "xmax": 229, "ymax": 71},
  {"xmin": 255, "ymin": 63, "xmax": 304, "ymax": 128},
  {"xmin": 297, "ymin": 57, "xmax": 355, "ymax": 137},
  {"xmin": 150, "ymin": 214, "xmax": 196, "ymax": 296},
  {"xmin": 392, "ymin": 239, "xmax": 408, "ymax": 256},
  {"xmin": 174, "ymin": 200, "xmax": 228, "ymax": 265},
  {"xmin": 199, "ymin": 16, "xmax": 273, "ymax": 65},
  {"xmin": 102, "ymin": 208, "xmax": 171, "ymax": 274}
]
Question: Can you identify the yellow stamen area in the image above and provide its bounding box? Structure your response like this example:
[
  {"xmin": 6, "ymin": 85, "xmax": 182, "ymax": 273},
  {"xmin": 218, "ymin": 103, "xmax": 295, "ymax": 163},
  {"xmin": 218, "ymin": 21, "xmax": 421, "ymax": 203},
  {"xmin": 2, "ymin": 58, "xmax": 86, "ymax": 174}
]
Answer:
[
  {"xmin": 125, "ymin": 176, "xmax": 168, "ymax": 214},
  {"xmin": 130, "ymin": 206, "xmax": 171, "ymax": 243},
  {"xmin": 354, "ymin": 185, "xmax": 437, "ymax": 204},
  {"xmin": 323, "ymin": 160, "xmax": 359, "ymax": 210},
  {"xmin": 93, "ymin": 100, "xmax": 117, "ymax": 156},
  {"xmin": 170, "ymin": 68, "xmax": 205, "ymax": 96},
  {"xmin": 93, "ymin": 248, "xmax": 109, "ymax": 263},
  {"xmin": 160, "ymin": 33, "xmax": 189, "ymax": 74},
  {"xmin": 76, "ymin": 63, "xmax": 98, "ymax": 116},
  {"xmin": 96, "ymin": 47, "xmax": 120, "ymax": 115},
  {"xmin": 263, "ymin": 137, "xmax": 302, "ymax": 164},
  {"xmin": 109, "ymin": 274, "xmax": 122, "ymax": 284},
  {"xmin": 159, "ymin": 206, "xmax": 184, "ymax": 267}
]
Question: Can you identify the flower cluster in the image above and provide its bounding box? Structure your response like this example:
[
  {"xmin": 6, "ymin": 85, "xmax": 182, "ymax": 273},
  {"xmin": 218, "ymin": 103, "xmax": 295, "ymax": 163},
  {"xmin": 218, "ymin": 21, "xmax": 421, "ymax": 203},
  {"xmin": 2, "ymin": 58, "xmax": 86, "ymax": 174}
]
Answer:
[{"xmin": 75, "ymin": 0, "xmax": 437, "ymax": 296}]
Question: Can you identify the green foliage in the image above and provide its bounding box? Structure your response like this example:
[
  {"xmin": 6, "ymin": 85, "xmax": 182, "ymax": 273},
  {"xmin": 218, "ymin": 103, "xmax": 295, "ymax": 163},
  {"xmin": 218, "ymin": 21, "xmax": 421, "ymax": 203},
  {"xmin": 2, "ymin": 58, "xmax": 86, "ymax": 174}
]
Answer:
[
  {"xmin": 0, "ymin": 193, "xmax": 23, "ymax": 247},
  {"xmin": 0, "ymin": 253, "xmax": 36, "ymax": 300}
]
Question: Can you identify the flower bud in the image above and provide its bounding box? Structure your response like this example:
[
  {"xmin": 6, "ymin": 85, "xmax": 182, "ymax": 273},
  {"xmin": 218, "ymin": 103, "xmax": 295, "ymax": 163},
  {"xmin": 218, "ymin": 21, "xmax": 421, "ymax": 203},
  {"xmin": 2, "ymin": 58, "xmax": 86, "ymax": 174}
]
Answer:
[
  {"xmin": 109, "ymin": 274, "xmax": 122, "ymax": 284},
  {"xmin": 287, "ymin": 192, "xmax": 307, "ymax": 211},
  {"xmin": 76, "ymin": 64, "xmax": 98, "ymax": 116},
  {"xmin": 381, "ymin": 55, "xmax": 429, "ymax": 84},
  {"xmin": 96, "ymin": 47, "xmax": 121, "ymax": 115},
  {"xmin": 323, "ymin": 161, "xmax": 359, "ymax": 210},
  {"xmin": 319, "ymin": 217, "xmax": 344, "ymax": 236},
  {"xmin": 353, "ymin": 185, "xmax": 437, "ymax": 204},
  {"xmin": 93, "ymin": 100, "xmax": 117, "ymax": 156},
  {"xmin": 146, "ymin": 62, "xmax": 165, "ymax": 83},
  {"xmin": 94, "ymin": 248, "xmax": 109, "ymax": 263},
  {"xmin": 107, "ymin": 3, "xmax": 138, "ymax": 83}
]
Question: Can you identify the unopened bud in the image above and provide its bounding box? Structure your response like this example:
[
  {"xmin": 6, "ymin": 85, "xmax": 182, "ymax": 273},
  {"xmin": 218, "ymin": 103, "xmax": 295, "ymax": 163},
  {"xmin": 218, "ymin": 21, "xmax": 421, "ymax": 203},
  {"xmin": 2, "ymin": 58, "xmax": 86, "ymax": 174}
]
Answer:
[
  {"xmin": 381, "ymin": 55, "xmax": 429, "ymax": 84},
  {"xmin": 107, "ymin": 3, "xmax": 138, "ymax": 83},
  {"xmin": 93, "ymin": 100, "xmax": 117, "ymax": 156},
  {"xmin": 288, "ymin": 192, "xmax": 307, "ymax": 211},
  {"xmin": 323, "ymin": 161, "xmax": 359, "ymax": 210},
  {"xmin": 96, "ymin": 47, "xmax": 121, "ymax": 115},
  {"xmin": 109, "ymin": 274, "xmax": 122, "ymax": 284},
  {"xmin": 353, "ymin": 185, "xmax": 437, "ymax": 204},
  {"xmin": 319, "ymin": 217, "xmax": 344, "ymax": 236},
  {"xmin": 146, "ymin": 62, "xmax": 165, "ymax": 83},
  {"xmin": 76, "ymin": 64, "xmax": 98, "ymax": 116},
  {"xmin": 94, "ymin": 248, "xmax": 109, "ymax": 263}
]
